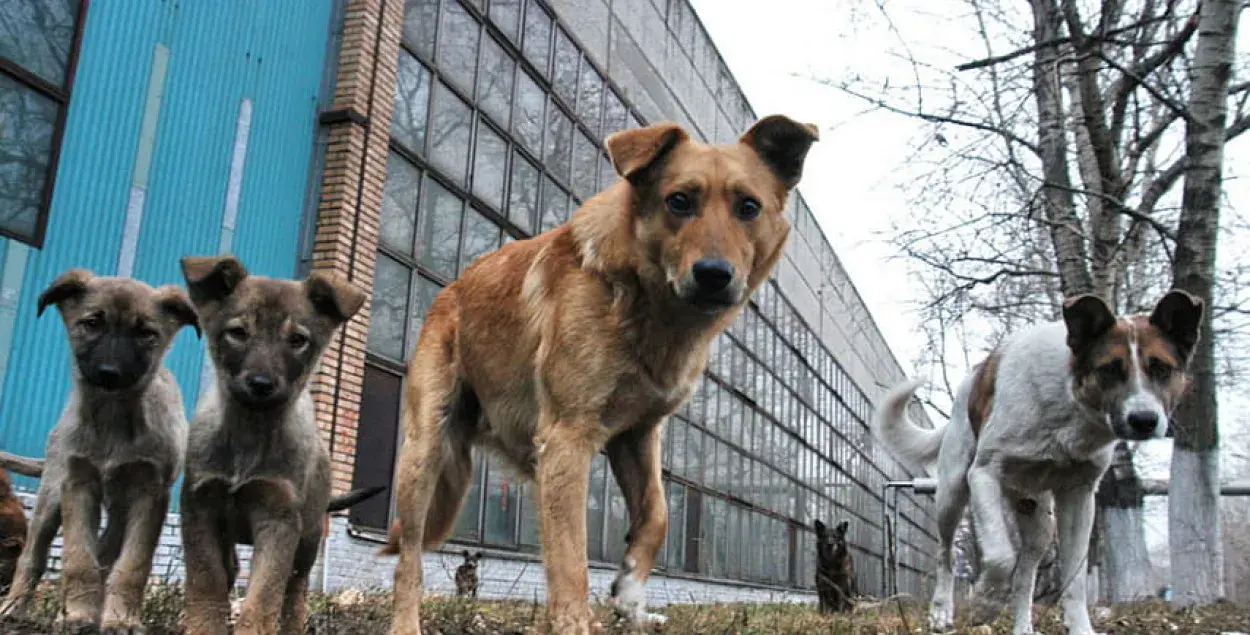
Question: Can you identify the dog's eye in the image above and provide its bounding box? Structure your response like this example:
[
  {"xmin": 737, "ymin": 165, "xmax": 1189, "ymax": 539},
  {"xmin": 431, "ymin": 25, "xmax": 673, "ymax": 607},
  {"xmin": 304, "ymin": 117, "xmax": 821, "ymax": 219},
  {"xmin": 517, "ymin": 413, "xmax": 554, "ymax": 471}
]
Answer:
[
  {"xmin": 1096, "ymin": 361, "xmax": 1126, "ymax": 382},
  {"xmin": 139, "ymin": 329, "xmax": 160, "ymax": 343},
  {"xmin": 224, "ymin": 327, "xmax": 248, "ymax": 344},
  {"xmin": 736, "ymin": 197, "xmax": 762, "ymax": 220},
  {"xmin": 288, "ymin": 332, "xmax": 310, "ymax": 350},
  {"xmin": 665, "ymin": 192, "xmax": 696, "ymax": 217},
  {"xmin": 1147, "ymin": 358, "xmax": 1174, "ymax": 382},
  {"xmin": 79, "ymin": 314, "xmax": 103, "ymax": 331}
]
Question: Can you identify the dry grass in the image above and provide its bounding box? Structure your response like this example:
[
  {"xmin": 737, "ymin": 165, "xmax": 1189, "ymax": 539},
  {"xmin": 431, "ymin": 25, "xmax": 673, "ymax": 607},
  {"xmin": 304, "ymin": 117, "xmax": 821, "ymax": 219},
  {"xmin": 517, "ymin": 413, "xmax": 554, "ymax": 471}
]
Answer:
[{"xmin": 0, "ymin": 584, "xmax": 1247, "ymax": 634}]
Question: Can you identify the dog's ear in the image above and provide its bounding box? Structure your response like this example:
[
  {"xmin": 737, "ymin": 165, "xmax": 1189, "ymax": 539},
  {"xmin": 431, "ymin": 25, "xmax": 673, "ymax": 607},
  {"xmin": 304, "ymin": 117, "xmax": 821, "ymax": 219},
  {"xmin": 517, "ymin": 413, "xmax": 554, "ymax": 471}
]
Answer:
[
  {"xmin": 1063, "ymin": 294, "xmax": 1117, "ymax": 356},
  {"xmin": 605, "ymin": 122, "xmax": 688, "ymax": 183},
  {"xmin": 37, "ymin": 269, "xmax": 93, "ymax": 317},
  {"xmin": 155, "ymin": 285, "xmax": 201, "ymax": 339},
  {"xmin": 462, "ymin": 549, "xmax": 470, "ymax": 558},
  {"xmin": 740, "ymin": 115, "xmax": 820, "ymax": 189},
  {"xmin": 474, "ymin": 551, "xmax": 483, "ymax": 559},
  {"xmin": 181, "ymin": 255, "xmax": 248, "ymax": 307},
  {"xmin": 814, "ymin": 519, "xmax": 827, "ymax": 536},
  {"xmin": 834, "ymin": 520, "xmax": 849, "ymax": 539},
  {"xmin": 1149, "ymin": 289, "xmax": 1204, "ymax": 363},
  {"xmin": 305, "ymin": 273, "xmax": 366, "ymax": 324}
]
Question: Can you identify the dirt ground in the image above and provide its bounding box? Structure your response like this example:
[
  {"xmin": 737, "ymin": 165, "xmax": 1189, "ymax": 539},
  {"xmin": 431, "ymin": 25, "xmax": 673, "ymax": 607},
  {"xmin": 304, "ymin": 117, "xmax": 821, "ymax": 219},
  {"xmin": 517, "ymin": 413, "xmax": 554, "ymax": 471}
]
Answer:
[{"xmin": 0, "ymin": 584, "xmax": 1247, "ymax": 634}]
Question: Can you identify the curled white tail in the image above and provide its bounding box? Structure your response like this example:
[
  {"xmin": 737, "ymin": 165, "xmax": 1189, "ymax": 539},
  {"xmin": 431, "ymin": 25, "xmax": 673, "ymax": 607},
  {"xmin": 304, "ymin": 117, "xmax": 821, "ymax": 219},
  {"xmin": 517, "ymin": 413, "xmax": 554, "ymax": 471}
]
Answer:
[{"xmin": 871, "ymin": 378, "xmax": 943, "ymax": 475}]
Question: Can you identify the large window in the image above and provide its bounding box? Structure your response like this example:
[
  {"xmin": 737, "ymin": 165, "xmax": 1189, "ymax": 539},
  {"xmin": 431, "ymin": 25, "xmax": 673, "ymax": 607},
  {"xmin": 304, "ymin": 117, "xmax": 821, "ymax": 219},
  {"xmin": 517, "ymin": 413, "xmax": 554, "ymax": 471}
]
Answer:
[
  {"xmin": 0, "ymin": 0, "xmax": 87, "ymax": 246},
  {"xmin": 351, "ymin": 0, "xmax": 936, "ymax": 593}
]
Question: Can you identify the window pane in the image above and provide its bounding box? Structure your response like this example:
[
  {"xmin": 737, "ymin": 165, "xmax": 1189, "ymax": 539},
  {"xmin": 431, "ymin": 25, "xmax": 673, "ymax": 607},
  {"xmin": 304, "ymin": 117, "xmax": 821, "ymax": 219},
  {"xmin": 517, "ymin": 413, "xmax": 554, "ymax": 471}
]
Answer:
[
  {"xmin": 392, "ymin": 53, "xmax": 431, "ymax": 154},
  {"xmin": 569, "ymin": 134, "xmax": 596, "ymax": 200},
  {"xmin": 576, "ymin": 64, "xmax": 603, "ymax": 138},
  {"xmin": 366, "ymin": 255, "xmax": 411, "ymax": 360},
  {"xmin": 428, "ymin": 82, "xmax": 472, "ymax": 184},
  {"xmin": 599, "ymin": 153, "xmax": 614, "ymax": 191},
  {"xmin": 419, "ymin": 179, "xmax": 462, "ymax": 278},
  {"xmin": 508, "ymin": 153, "xmax": 539, "ymax": 234},
  {"xmin": 543, "ymin": 101, "xmax": 572, "ymax": 183},
  {"xmin": 483, "ymin": 457, "xmax": 518, "ymax": 546},
  {"xmin": 586, "ymin": 453, "xmax": 607, "ymax": 561},
  {"xmin": 668, "ymin": 419, "xmax": 687, "ymax": 478},
  {"xmin": 471, "ymin": 122, "xmax": 508, "ymax": 210},
  {"xmin": 0, "ymin": 77, "xmax": 57, "ymax": 239},
  {"xmin": 606, "ymin": 480, "xmax": 628, "ymax": 564},
  {"xmin": 380, "ymin": 154, "xmax": 421, "ymax": 256},
  {"xmin": 512, "ymin": 71, "xmax": 544, "ymax": 156},
  {"xmin": 401, "ymin": 0, "xmax": 438, "ymax": 59},
  {"xmin": 404, "ymin": 275, "xmax": 443, "ymax": 359},
  {"xmin": 666, "ymin": 483, "xmax": 686, "ymax": 570},
  {"xmin": 452, "ymin": 452, "xmax": 485, "ymax": 540},
  {"xmin": 477, "ymin": 35, "xmax": 514, "ymax": 128},
  {"xmin": 0, "ymin": 0, "xmax": 79, "ymax": 86},
  {"xmin": 519, "ymin": 484, "xmax": 540, "ymax": 550},
  {"xmin": 539, "ymin": 177, "xmax": 567, "ymax": 233},
  {"xmin": 437, "ymin": 1, "xmax": 479, "ymax": 95},
  {"xmin": 460, "ymin": 208, "xmax": 499, "ymax": 274},
  {"xmin": 490, "ymin": 0, "xmax": 521, "ymax": 42},
  {"xmin": 552, "ymin": 28, "xmax": 579, "ymax": 107},
  {"xmin": 521, "ymin": 0, "xmax": 551, "ymax": 77},
  {"xmin": 603, "ymin": 90, "xmax": 629, "ymax": 134}
]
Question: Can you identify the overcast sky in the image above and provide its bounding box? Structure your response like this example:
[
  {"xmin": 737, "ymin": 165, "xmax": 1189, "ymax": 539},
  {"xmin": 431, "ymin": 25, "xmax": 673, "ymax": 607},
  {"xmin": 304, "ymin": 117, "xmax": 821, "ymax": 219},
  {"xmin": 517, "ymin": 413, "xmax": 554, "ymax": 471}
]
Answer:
[{"xmin": 689, "ymin": 0, "xmax": 1250, "ymax": 564}]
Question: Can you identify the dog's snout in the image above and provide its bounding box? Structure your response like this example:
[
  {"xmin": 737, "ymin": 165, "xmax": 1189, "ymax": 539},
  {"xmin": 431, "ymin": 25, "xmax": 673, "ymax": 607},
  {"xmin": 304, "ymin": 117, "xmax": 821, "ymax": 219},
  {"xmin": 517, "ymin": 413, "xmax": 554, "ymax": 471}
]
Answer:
[
  {"xmin": 245, "ymin": 373, "xmax": 276, "ymax": 398},
  {"xmin": 1126, "ymin": 411, "xmax": 1159, "ymax": 436},
  {"xmin": 95, "ymin": 363, "xmax": 121, "ymax": 386},
  {"xmin": 691, "ymin": 258, "xmax": 735, "ymax": 293}
]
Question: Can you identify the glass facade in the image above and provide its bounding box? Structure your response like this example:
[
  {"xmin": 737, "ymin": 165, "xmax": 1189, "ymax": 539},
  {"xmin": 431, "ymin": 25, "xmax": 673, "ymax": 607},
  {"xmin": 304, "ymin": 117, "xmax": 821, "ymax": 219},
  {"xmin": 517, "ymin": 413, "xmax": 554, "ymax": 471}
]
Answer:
[
  {"xmin": 353, "ymin": 0, "xmax": 936, "ymax": 595},
  {"xmin": 0, "ymin": 0, "xmax": 85, "ymax": 246}
]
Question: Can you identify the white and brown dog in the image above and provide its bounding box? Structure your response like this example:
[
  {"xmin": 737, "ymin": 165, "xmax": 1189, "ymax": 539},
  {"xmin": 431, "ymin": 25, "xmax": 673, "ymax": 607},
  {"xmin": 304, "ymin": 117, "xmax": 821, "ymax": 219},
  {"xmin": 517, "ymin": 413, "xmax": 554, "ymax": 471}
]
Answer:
[{"xmin": 874, "ymin": 290, "xmax": 1203, "ymax": 635}]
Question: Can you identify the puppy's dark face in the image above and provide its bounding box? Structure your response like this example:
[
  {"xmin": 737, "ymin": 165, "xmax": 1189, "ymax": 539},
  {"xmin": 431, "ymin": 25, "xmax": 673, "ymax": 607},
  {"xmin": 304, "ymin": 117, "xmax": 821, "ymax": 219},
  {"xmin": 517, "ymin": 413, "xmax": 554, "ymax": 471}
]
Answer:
[
  {"xmin": 181, "ymin": 255, "xmax": 366, "ymax": 411},
  {"xmin": 460, "ymin": 550, "xmax": 481, "ymax": 570},
  {"xmin": 1064, "ymin": 290, "xmax": 1204, "ymax": 441},
  {"xmin": 38, "ymin": 269, "xmax": 199, "ymax": 392}
]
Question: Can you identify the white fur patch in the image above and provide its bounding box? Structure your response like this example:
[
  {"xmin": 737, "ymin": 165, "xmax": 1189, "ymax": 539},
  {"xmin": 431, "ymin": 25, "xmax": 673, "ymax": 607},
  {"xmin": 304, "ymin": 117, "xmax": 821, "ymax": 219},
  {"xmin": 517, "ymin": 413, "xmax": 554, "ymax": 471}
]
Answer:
[{"xmin": 610, "ymin": 558, "xmax": 668, "ymax": 625}]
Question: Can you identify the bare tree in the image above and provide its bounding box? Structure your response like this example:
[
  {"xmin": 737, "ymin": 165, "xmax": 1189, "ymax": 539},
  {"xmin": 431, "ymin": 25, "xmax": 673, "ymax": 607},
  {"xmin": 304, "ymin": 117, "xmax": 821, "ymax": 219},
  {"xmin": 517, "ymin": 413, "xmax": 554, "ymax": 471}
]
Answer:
[
  {"xmin": 821, "ymin": 0, "xmax": 1250, "ymax": 605},
  {"xmin": 1169, "ymin": 0, "xmax": 1242, "ymax": 605}
]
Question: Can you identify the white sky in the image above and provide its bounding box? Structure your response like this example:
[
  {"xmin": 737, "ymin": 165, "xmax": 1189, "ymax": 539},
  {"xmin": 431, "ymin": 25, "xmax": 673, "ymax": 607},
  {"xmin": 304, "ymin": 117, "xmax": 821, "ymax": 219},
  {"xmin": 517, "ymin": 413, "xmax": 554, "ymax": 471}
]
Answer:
[{"xmin": 690, "ymin": 0, "xmax": 1250, "ymax": 566}]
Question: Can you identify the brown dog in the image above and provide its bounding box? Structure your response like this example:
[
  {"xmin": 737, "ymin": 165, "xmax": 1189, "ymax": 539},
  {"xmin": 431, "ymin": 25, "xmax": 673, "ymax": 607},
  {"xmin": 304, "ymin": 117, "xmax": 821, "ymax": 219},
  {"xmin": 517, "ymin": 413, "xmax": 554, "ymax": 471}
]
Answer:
[
  {"xmin": 382, "ymin": 115, "xmax": 819, "ymax": 635},
  {"xmin": 0, "ymin": 270, "xmax": 198, "ymax": 631},
  {"xmin": 178, "ymin": 256, "xmax": 365, "ymax": 635},
  {"xmin": 0, "ymin": 468, "xmax": 27, "ymax": 596}
]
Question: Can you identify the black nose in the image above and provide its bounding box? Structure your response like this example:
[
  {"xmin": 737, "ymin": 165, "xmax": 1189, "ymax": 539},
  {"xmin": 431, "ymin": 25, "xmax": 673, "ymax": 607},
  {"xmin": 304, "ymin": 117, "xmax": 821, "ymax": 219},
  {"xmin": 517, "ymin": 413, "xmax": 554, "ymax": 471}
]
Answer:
[
  {"xmin": 245, "ymin": 373, "xmax": 276, "ymax": 397},
  {"xmin": 95, "ymin": 363, "xmax": 121, "ymax": 386},
  {"xmin": 691, "ymin": 258, "xmax": 735, "ymax": 293},
  {"xmin": 1126, "ymin": 411, "xmax": 1159, "ymax": 434}
]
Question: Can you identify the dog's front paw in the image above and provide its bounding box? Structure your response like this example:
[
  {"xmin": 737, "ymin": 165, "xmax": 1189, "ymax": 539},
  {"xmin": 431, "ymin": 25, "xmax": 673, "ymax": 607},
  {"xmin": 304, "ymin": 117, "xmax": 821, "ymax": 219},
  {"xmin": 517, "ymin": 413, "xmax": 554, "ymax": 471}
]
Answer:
[
  {"xmin": 609, "ymin": 557, "xmax": 666, "ymax": 626},
  {"xmin": 927, "ymin": 600, "xmax": 954, "ymax": 632},
  {"xmin": 101, "ymin": 624, "xmax": 147, "ymax": 635}
]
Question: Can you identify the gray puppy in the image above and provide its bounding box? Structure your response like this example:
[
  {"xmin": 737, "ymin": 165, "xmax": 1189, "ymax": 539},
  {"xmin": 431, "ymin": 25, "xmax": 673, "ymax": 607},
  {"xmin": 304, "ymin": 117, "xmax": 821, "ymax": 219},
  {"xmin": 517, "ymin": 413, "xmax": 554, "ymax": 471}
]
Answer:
[
  {"xmin": 0, "ymin": 269, "xmax": 198, "ymax": 632},
  {"xmin": 178, "ymin": 255, "xmax": 365, "ymax": 635}
]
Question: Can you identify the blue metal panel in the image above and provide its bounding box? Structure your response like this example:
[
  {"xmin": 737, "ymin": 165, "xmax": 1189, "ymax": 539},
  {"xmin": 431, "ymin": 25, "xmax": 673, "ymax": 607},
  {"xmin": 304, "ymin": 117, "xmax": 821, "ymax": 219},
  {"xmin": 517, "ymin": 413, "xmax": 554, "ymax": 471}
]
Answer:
[{"xmin": 0, "ymin": 0, "xmax": 336, "ymax": 495}]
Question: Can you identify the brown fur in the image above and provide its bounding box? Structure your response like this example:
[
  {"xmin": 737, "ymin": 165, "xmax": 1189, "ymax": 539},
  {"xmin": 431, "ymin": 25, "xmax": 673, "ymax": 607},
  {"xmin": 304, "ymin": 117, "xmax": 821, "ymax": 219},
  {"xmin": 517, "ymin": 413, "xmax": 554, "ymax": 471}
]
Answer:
[
  {"xmin": 0, "ymin": 270, "xmax": 197, "ymax": 631},
  {"xmin": 0, "ymin": 469, "xmax": 27, "ymax": 595},
  {"xmin": 1063, "ymin": 292, "xmax": 1201, "ymax": 419},
  {"xmin": 383, "ymin": 116, "xmax": 818, "ymax": 635},
  {"xmin": 966, "ymin": 349, "xmax": 1001, "ymax": 438},
  {"xmin": 178, "ymin": 256, "xmax": 366, "ymax": 635}
]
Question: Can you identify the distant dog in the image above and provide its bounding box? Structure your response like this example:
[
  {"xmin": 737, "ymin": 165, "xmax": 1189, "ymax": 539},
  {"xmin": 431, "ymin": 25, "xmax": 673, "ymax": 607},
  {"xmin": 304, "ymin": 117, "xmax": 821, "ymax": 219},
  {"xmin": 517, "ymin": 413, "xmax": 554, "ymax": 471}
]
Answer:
[
  {"xmin": 814, "ymin": 519, "xmax": 855, "ymax": 613},
  {"xmin": 381, "ymin": 115, "xmax": 819, "ymax": 635},
  {"xmin": 873, "ymin": 291, "xmax": 1203, "ymax": 635},
  {"xmin": 0, "ymin": 468, "xmax": 27, "ymax": 595},
  {"xmin": 178, "ymin": 255, "xmax": 365, "ymax": 635},
  {"xmin": 0, "ymin": 270, "xmax": 198, "ymax": 631},
  {"xmin": 454, "ymin": 550, "xmax": 481, "ymax": 598}
]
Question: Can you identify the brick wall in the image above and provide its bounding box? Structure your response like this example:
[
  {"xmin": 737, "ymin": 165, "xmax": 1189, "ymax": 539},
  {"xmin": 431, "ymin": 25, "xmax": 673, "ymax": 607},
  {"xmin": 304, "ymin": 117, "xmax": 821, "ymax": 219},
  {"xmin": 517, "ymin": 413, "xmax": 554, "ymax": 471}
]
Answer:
[{"xmin": 308, "ymin": 0, "xmax": 405, "ymax": 497}]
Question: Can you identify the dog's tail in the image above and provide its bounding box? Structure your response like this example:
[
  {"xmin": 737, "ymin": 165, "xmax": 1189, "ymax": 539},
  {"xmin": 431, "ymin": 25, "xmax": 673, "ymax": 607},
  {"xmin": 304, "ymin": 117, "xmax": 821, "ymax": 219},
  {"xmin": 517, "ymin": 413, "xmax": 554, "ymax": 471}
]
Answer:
[
  {"xmin": 327, "ymin": 485, "xmax": 386, "ymax": 513},
  {"xmin": 0, "ymin": 450, "xmax": 44, "ymax": 478},
  {"xmin": 871, "ymin": 378, "xmax": 943, "ymax": 475}
]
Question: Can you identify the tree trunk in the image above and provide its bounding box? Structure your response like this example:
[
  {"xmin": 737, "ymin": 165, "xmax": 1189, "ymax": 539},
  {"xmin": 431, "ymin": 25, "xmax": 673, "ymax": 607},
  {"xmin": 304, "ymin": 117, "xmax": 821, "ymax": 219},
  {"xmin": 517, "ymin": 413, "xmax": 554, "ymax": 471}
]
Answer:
[
  {"xmin": 1030, "ymin": 0, "xmax": 1093, "ymax": 297},
  {"xmin": 1096, "ymin": 442, "xmax": 1155, "ymax": 601},
  {"xmin": 1169, "ymin": 0, "xmax": 1240, "ymax": 606}
]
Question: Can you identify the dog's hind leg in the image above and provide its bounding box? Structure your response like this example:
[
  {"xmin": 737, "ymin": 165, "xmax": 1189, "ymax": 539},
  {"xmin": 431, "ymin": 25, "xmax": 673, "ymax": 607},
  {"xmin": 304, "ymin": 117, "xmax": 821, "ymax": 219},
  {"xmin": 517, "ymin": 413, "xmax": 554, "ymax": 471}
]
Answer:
[
  {"xmin": 929, "ymin": 470, "xmax": 969, "ymax": 632},
  {"xmin": 389, "ymin": 314, "xmax": 466, "ymax": 635},
  {"xmin": 605, "ymin": 423, "xmax": 668, "ymax": 626},
  {"xmin": 101, "ymin": 464, "xmax": 168, "ymax": 632},
  {"xmin": 1008, "ymin": 494, "xmax": 1054, "ymax": 635},
  {"xmin": 0, "ymin": 489, "xmax": 61, "ymax": 618},
  {"xmin": 60, "ymin": 457, "xmax": 105, "ymax": 626}
]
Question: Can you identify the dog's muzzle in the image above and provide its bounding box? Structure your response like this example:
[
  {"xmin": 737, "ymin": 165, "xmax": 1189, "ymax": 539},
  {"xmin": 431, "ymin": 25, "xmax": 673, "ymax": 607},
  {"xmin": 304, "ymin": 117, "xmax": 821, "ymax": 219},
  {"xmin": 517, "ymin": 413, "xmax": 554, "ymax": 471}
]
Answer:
[{"xmin": 679, "ymin": 258, "xmax": 743, "ymax": 311}]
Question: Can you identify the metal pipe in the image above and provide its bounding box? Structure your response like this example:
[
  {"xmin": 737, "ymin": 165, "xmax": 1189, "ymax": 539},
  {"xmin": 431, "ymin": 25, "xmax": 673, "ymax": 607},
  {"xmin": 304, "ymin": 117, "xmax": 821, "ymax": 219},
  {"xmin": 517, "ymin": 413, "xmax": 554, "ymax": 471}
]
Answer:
[{"xmin": 880, "ymin": 478, "xmax": 939, "ymax": 597}]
